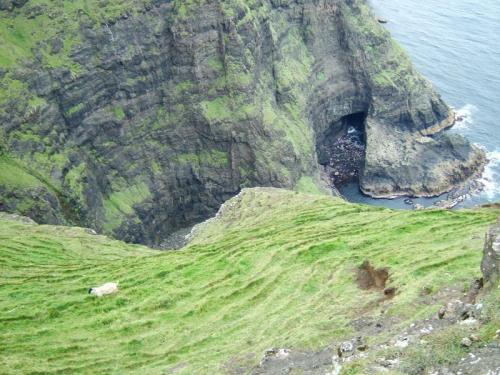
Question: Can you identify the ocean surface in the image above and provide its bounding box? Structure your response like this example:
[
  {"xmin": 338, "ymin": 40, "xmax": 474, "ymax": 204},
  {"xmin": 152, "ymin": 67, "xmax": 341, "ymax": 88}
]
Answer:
[{"xmin": 340, "ymin": 0, "xmax": 500, "ymax": 209}]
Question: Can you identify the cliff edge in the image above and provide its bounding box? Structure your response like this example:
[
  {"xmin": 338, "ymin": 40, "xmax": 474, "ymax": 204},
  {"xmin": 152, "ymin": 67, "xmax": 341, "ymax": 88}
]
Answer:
[{"xmin": 0, "ymin": 0, "xmax": 484, "ymax": 244}]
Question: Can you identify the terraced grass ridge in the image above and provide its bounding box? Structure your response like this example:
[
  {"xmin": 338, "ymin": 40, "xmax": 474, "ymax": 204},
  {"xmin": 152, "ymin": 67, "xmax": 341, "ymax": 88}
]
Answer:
[{"xmin": 1, "ymin": 188, "xmax": 499, "ymax": 374}]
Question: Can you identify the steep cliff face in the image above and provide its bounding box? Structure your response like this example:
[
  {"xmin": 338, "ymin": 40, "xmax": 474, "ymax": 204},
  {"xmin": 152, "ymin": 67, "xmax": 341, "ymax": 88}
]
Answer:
[{"xmin": 0, "ymin": 0, "xmax": 484, "ymax": 244}]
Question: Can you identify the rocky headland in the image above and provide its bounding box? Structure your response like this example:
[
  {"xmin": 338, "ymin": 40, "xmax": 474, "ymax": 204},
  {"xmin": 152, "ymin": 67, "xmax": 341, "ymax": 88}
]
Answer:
[{"xmin": 0, "ymin": 0, "xmax": 485, "ymax": 245}]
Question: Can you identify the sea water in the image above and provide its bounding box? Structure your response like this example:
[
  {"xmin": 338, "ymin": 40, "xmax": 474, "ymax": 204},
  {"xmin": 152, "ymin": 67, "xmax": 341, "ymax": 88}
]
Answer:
[{"xmin": 340, "ymin": 0, "xmax": 500, "ymax": 208}]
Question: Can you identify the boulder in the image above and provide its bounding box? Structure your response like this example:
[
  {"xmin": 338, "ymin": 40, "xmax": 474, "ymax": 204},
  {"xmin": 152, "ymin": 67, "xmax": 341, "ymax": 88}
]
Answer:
[
  {"xmin": 438, "ymin": 306, "xmax": 446, "ymax": 319},
  {"xmin": 460, "ymin": 337, "xmax": 472, "ymax": 348},
  {"xmin": 337, "ymin": 341, "xmax": 355, "ymax": 358},
  {"xmin": 394, "ymin": 337, "xmax": 410, "ymax": 348},
  {"xmin": 0, "ymin": 0, "xmax": 28, "ymax": 11},
  {"xmin": 481, "ymin": 220, "xmax": 500, "ymax": 284}
]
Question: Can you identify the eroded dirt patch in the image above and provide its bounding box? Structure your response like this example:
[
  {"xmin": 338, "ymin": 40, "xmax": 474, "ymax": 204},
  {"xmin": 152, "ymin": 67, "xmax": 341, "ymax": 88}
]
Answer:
[{"xmin": 356, "ymin": 260, "xmax": 389, "ymax": 290}]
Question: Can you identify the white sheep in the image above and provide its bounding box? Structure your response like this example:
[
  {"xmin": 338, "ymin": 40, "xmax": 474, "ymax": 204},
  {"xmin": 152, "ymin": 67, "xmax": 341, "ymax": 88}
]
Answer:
[{"xmin": 88, "ymin": 282, "xmax": 119, "ymax": 297}]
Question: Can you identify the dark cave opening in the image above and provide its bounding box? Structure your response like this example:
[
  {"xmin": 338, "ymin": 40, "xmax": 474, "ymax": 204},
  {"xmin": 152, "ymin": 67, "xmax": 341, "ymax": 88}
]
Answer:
[{"xmin": 317, "ymin": 111, "xmax": 367, "ymax": 189}]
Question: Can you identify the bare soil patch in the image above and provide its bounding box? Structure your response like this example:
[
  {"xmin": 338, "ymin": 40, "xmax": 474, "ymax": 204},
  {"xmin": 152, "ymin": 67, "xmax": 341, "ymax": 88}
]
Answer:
[{"xmin": 356, "ymin": 260, "xmax": 389, "ymax": 290}]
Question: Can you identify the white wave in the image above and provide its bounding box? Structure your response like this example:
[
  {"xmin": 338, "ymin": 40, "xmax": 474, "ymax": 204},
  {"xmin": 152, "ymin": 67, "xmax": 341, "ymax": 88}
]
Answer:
[
  {"xmin": 479, "ymin": 150, "xmax": 500, "ymax": 199},
  {"xmin": 452, "ymin": 104, "xmax": 477, "ymax": 130}
]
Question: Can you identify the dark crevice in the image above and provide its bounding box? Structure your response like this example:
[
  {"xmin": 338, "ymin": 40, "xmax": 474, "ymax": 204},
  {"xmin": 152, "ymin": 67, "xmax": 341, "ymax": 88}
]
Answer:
[{"xmin": 316, "ymin": 111, "xmax": 367, "ymax": 190}]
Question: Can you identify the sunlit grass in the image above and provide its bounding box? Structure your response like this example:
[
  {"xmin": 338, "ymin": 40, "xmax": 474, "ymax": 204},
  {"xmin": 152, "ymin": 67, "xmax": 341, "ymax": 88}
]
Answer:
[{"xmin": 0, "ymin": 188, "xmax": 498, "ymax": 374}]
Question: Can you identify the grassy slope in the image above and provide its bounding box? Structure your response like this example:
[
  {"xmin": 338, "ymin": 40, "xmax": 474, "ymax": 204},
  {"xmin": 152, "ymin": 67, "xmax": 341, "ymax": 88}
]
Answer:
[
  {"xmin": 1, "ymin": 188, "xmax": 499, "ymax": 374},
  {"xmin": 0, "ymin": 155, "xmax": 44, "ymax": 188},
  {"xmin": 0, "ymin": 0, "xmax": 151, "ymax": 70}
]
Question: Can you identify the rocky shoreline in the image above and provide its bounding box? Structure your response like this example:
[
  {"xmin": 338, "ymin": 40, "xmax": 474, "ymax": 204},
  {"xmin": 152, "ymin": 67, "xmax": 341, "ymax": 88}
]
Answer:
[
  {"xmin": 420, "ymin": 110, "xmax": 457, "ymax": 136},
  {"xmin": 360, "ymin": 110, "xmax": 489, "ymax": 209},
  {"xmin": 323, "ymin": 112, "xmax": 488, "ymax": 209},
  {"xmin": 320, "ymin": 129, "xmax": 366, "ymax": 189}
]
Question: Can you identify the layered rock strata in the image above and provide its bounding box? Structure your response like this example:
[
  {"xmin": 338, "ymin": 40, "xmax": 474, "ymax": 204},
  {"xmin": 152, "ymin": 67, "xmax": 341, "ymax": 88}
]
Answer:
[{"xmin": 0, "ymin": 0, "xmax": 484, "ymax": 244}]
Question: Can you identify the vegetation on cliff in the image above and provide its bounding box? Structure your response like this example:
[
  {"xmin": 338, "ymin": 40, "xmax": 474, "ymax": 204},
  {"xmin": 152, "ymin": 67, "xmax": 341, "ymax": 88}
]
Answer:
[
  {"xmin": 1, "ymin": 189, "xmax": 498, "ymax": 374},
  {"xmin": 0, "ymin": 0, "xmax": 483, "ymax": 244}
]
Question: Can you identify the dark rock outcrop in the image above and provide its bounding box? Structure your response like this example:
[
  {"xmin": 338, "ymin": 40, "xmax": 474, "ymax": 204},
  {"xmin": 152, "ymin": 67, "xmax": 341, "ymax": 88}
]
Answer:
[
  {"xmin": 0, "ymin": 0, "xmax": 484, "ymax": 245},
  {"xmin": 481, "ymin": 220, "xmax": 500, "ymax": 284},
  {"xmin": 0, "ymin": 0, "xmax": 28, "ymax": 11}
]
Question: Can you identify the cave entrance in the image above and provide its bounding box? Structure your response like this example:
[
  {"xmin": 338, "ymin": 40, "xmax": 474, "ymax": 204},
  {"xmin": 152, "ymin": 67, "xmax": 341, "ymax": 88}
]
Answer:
[{"xmin": 317, "ymin": 111, "xmax": 367, "ymax": 188}]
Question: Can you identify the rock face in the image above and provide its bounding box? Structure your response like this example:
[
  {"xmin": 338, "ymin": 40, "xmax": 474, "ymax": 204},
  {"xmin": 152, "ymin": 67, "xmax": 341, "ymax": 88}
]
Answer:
[
  {"xmin": 0, "ymin": 0, "xmax": 28, "ymax": 11},
  {"xmin": 481, "ymin": 220, "xmax": 500, "ymax": 284},
  {"xmin": 0, "ymin": 0, "xmax": 484, "ymax": 245}
]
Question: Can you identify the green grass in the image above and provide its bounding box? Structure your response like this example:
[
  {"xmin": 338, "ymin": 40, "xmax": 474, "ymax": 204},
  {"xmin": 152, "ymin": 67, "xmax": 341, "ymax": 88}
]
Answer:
[
  {"xmin": 112, "ymin": 106, "xmax": 126, "ymax": 121},
  {"xmin": 295, "ymin": 176, "xmax": 324, "ymax": 195},
  {"xmin": 200, "ymin": 96, "xmax": 235, "ymax": 122},
  {"xmin": 0, "ymin": 0, "xmax": 151, "ymax": 69},
  {"xmin": 399, "ymin": 326, "xmax": 473, "ymax": 374},
  {"xmin": 176, "ymin": 150, "xmax": 229, "ymax": 168},
  {"xmin": 0, "ymin": 155, "xmax": 43, "ymax": 188},
  {"xmin": 65, "ymin": 103, "xmax": 85, "ymax": 117},
  {"xmin": 1, "ymin": 188, "xmax": 499, "ymax": 374},
  {"xmin": 103, "ymin": 182, "xmax": 151, "ymax": 232}
]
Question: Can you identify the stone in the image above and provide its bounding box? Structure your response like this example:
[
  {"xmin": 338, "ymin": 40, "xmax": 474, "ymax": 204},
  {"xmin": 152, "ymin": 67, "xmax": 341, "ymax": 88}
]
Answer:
[
  {"xmin": 464, "ymin": 278, "xmax": 484, "ymax": 303},
  {"xmin": 355, "ymin": 336, "xmax": 368, "ymax": 351},
  {"xmin": 481, "ymin": 221, "xmax": 500, "ymax": 284},
  {"xmin": 457, "ymin": 303, "xmax": 477, "ymax": 320},
  {"xmin": 459, "ymin": 318, "xmax": 478, "ymax": 326},
  {"xmin": 438, "ymin": 306, "xmax": 447, "ymax": 319},
  {"xmin": 275, "ymin": 349, "xmax": 290, "ymax": 360},
  {"xmin": 394, "ymin": 337, "xmax": 409, "ymax": 348},
  {"xmin": 377, "ymin": 357, "xmax": 400, "ymax": 368},
  {"xmin": 420, "ymin": 326, "xmax": 433, "ymax": 335},
  {"xmin": 49, "ymin": 38, "xmax": 63, "ymax": 54},
  {"xmin": 338, "ymin": 341, "xmax": 355, "ymax": 358},
  {"xmin": 261, "ymin": 348, "xmax": 290, "ymax": 363},
  {"xmin": 461, "ymin": 337, "xmax": 472, "ymax": 347},
  {"xmin": 469, "ymin": 334, "xmax": 480, "ymax": 342},
  {"xmin": 0, "ymin": 0, "xmax": 28, "ymax": 11},
  {"xmin": 331, "ymin": 361, "xmax": 343, "ymax": 375}
]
